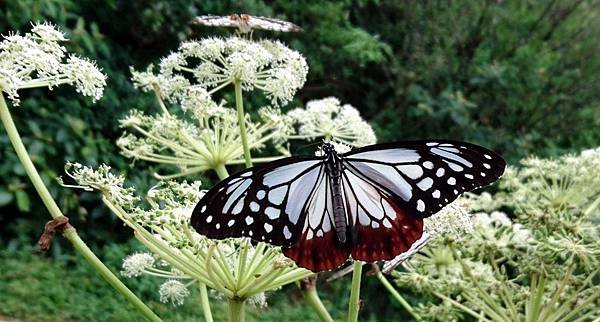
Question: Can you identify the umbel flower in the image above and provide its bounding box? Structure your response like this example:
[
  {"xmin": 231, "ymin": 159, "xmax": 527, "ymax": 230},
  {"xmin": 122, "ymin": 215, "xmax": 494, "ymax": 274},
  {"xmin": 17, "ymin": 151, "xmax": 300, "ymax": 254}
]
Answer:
[
  {"xmin": 132, "ymin": 37, "xmax": 308, "ymax": 109},
  {"xmin": 61, "ymin": 163, "xmax": 312, "ymax": 306},
  {"xmin": 0, "ymin": 22, "xmax": 106, "ymax": 105},
  {"xmin": 117, "ymin": 106, "xmax": 292, "ymax": 179},
  {"xmin": 288, "ymin": 97, "xmax": 377, "ymax": 147}
]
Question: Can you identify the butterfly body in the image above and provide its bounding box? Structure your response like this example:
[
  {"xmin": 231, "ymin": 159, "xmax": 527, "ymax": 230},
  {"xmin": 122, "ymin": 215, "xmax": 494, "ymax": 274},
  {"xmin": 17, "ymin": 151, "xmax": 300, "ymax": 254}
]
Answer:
[
  {"xmin": 191, "ymin": 140, "xmax": 506, "ymax": 272},
  {"xmin": 323, "ymin": 143, "xmax": 350, "ymax": 244}
]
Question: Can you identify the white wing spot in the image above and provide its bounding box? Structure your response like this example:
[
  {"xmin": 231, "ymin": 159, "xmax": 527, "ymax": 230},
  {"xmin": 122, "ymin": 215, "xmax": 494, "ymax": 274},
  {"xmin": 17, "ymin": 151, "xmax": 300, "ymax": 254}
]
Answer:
[
  {"xmin": 283, "ymin": 226, "xmax": 292, "ymax": 239},
  {"xmin": 249, "ymin": 231, "xmax": 253, "ymax": 236},
  {"xmin": 397, "ymin": 165, "xmax": 423, "ymax": 179},
  {"xmin": 430, "ymin": 148, "xmax": 473, "ymax": 167},
  {"xmin": 371, "ymin": 221, "xmax": 380, "ymax": 228},
  {"xmin": 265, "ymin": 206, "xmax": 280, "ymax": 219},
  {"xmin": 417, "ymin": 199, "xmax": 425, "ymax": 212},
  {"xmin": 268, "ymin": 186, "xmax": 287, "ymax": 205},
  {"xmin": 447, "ymin": 177, "xmax": 456, "ymax": 185},
  {"xmin": 446, "ymin": 162, "xmax": 464, "ymax": 172},
  {"xmin": 483, "ymin": 163, "xmax": 491, "ymax": 169},
  {"xmin": 245, "ymin": 216, "xmax": 254, "ymax": 225},
  {"xmin": 241, "ymin": 171, "xmax": 253, "ymax": 177},
  {"xmin": 484, "ymin": 154, "xmax": 492, "ymax": 159},
  {"xmin": 453, "ymin": 189, "xmax": 458, "ymax": 195},
  {"xmin": 316, "ymin": 230, "xmax": 324, "ymax": 237},
  {"xmin": 426, "ymin": 142, "xmax": 438, "ymax": 146},
  {"xmin": 250, "ymin": 201, "xmax": 260, "ymax": 212},
  {"xmin": 215, "ymin": 223, "xmax": 220, "ymax": 229},
  {"xmin": 432, "ymin": 190, "xmax": 441, "ymax": 198},
  {"xmin": 383, "ymin": 218, "xmax": 392, "ymax": 228},
  {"xmin": 417, "ymin": 177, "xmax": 433, "ymax": 191},
  {"xmin": 264, "ymin": 223, "xmax": 273, "ymax": 232},
  {"xmin": 232, "ymin": 197, "xmax": 244, "ymax": 215},
  {"xmin": 257, "ymin": 190, "xmax": 265, "ymax": 200},
  {"xmin": 206, "ymin": 215, "xmax": 213, "ymax": 223},
  {"xmin": 436, "ymin": 168, "xmax": 445, "ymax": 177},
  {"xmin": 306, "ymin": 230, "xmax": 314, "ymax": 240},
  {"xmin": 465, "ymin": 174, "xmax": 474, "ymax": 179},
  {"xmin": 423, "ymin": 161, "xmax": 434, "ymax": 169},
  {"xmin": 481, "ymin": 172, "xmax": 486, "ymax": 177},
  {"xmin": 200, "ymin": 205, "xmax": 207, "ymax": 213},
  {"xmin": 227, "ymin": 219, "xmax": 235, "ymax": 227}
]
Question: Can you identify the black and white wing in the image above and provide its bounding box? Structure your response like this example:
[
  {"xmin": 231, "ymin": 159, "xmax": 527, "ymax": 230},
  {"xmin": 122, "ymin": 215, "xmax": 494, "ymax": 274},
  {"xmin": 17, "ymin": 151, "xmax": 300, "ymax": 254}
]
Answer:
[
  {"xmin": 191, "ymin": 156, "xmax": 324, "ymax": 247},
  {"xmin": 247, "ymin": 16, "xmax": 303, "ymax": 32},
  {"xmin": 342, "ymin": 140, "xmax": 506, "ymax": 218},
  {"xmin": 192, "ymin": 15, "xmax": 238, "ymax": 28}
]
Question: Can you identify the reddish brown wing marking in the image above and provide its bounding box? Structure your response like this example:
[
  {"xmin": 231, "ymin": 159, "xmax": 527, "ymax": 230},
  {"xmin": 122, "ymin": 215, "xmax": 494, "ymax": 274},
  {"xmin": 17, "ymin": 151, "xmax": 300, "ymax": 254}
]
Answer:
[
  {"xmin": 283, "ymin": 170, "xmax": 350, "ymax": 271},
  {"xmin": 283, "ymin": 230, "xmax": 351, "ymax": 272},
  {"xmin": 342, "ymin": 169, "xmax": 424, "ymax": 262}
]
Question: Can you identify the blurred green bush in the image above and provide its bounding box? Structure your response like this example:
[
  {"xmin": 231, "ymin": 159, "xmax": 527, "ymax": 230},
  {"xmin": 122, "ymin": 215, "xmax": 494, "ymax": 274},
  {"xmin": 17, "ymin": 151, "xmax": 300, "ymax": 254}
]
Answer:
[{"xmin": 0, "ymin": 0, "xmax": 598, "ymax": 254}]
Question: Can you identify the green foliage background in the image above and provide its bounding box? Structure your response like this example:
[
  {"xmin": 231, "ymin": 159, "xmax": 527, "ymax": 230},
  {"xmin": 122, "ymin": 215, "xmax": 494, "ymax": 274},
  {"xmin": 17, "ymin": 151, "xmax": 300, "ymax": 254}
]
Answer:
[{"xmin": 0, "ymin": 0, "xmax": 598, "ymax": 321}]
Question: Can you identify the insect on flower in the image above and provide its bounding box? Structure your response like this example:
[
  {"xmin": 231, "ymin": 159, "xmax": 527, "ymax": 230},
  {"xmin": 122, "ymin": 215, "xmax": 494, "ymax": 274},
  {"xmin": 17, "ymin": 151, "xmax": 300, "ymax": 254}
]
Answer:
[
  {"xmin": 191, "ymin": 140, "xmax": 506, "ymax": 272},
  {"xmin": 192, "ymin": 14, "xmax": 302, "ymax": 35}
]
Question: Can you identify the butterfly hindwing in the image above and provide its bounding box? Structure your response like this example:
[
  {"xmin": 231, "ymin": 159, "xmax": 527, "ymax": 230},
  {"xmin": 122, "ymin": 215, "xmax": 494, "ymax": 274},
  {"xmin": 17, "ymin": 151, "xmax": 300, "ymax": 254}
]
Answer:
[
  {"xmin": 282, "ymin": 171, "xmax": 351, "ymax": 271},
  {"xmin": 341, "ymin": 167, "xmax": 424, "ymax": 262},
  {"xmin": 342, "ymin": 140, "xmax": 506, "ymax": 218},
  {"xmin": 191, "ymin": 156, "xmax": 322, "ymax": 247}
]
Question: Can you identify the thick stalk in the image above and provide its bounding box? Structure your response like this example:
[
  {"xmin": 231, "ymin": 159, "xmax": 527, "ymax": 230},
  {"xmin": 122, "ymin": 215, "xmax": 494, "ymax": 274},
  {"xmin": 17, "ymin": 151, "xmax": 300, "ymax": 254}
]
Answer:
[
  {"xmin": 301, "ymin": 277, "xmax": 334, "ymax": 322},
  {"xmin": 376, "ymin": 271, "xmax": 422, "ymax": 322},
  {"xmin": 199, "ymin": 282, "xmax": 214, "ymax": 322},
  {"xmin": 214, "ymin": 163, "xmax": 230, "ymax": 180},
  {"xmin": 0, "ymin": 94, "xmax": 161, "ymax": 322},
  {"xmin": 347, "ymin": 261, "xmax": 363, "ymax": 322},
  {"xmin": 233, "ymin": 80, "xmax": 252, "ymax": 168},
  {"xmin": 228, "ymin": 298, "xmax": 246, "ymax": 322}
]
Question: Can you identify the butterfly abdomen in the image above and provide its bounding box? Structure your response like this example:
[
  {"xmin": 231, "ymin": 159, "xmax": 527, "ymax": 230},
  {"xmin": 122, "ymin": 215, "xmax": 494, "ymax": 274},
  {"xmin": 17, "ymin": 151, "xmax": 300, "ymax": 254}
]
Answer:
[{"xmin": 325, "ymin": 149, "xmax": 348, "ymax": 244}]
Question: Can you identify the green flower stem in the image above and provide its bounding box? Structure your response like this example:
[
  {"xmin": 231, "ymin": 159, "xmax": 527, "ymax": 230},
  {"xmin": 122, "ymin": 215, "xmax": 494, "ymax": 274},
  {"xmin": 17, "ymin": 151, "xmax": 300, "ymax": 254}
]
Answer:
[
  {"xmin": 214, "ymin": 163, "xmax": 230, "ymax": 180},
  {"xmin": 301, "ymin": 277, "xmax": 334, "ymax": 322},
  {"xmin": 228, "ymin": 298, "xmax": 246, "ymax": 322},
  {"xmin": 347, "ymin": 261, "xmax": 363, "ymax": 322},
  {"xmin": 0, "ymin": 93, "xmax": 162, "ymax": 322},
  {"xmin": 233, "ymin": 79, "xmax": 253, "ymax": 168},
  {"xmin": 199, "ymin": 282, "xmax": 214, "ymax": 322},
  {"xmin": 376, "ymin": 271, "xmax": 422, "ymax": 322}
]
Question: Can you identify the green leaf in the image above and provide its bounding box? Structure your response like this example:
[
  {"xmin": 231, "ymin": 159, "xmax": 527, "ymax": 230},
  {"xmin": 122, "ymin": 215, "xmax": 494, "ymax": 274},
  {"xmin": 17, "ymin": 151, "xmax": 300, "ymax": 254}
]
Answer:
[
  {"xmin": 0, "ymin": 190, "xmax": 13, "ymax": 207},
  {"xmin": 15, "ymin": 190, "xmax": 31, "ymax": 212}
]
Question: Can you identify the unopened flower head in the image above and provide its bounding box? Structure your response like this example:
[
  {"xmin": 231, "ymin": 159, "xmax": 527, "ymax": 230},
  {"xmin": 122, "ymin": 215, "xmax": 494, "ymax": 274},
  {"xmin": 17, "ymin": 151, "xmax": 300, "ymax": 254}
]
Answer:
[
  {"xmin": 134, "ymin": 37, "xmax": 308, "ymax": 107},
  {"xmin": 288, "ymin": 97, "xmax": 377, "ymax": 147},
  {"xmin": 0, "ymin": 22, "xmax": 106, "ymax": 105}
]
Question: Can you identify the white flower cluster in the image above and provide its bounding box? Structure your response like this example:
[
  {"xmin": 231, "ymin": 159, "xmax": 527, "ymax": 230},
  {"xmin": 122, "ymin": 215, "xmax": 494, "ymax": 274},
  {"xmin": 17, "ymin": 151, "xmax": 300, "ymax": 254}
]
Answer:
[
  {"xmin": 471, "ymin": 211, "xmax": 532, "ymax": 248},
  {"xmin": 288, "ymin": 97, "xmax": 377, "ymax": 147},
  {"xmin": 121, "ymin": 252, "xmax": 155, "ymax": 277},
  {"xmin": 60, "ymin": 162, "xmax": 139, "ymax": 209},
  {"xmin": 132, "ymin": 37, "xmax": 308, "ymax": 107},
  {"xmin": 117, "ymin": 107, "xmax": 289, "ymax": 177},
  {"xmin": 424, "ymin": 201, "xmax": 474, "ymax": 240},
  {"xmin": 0, "ymin": 22, "xmax": 106, "ymax": 105},
  {"xmin": 159, "ymin": 280, "xmax": 190, "ymax": 306}
]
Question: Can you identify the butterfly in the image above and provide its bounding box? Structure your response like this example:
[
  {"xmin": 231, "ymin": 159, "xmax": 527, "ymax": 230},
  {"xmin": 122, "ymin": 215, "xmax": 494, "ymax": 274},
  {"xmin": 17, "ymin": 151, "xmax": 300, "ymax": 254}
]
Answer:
[
  {"xmin": 192, "ymin": 14, "xmax": 302, "ymax": 34},
  {"xmin": 191, "ymin": 140, "xmax": 506, "ymax": 272}
]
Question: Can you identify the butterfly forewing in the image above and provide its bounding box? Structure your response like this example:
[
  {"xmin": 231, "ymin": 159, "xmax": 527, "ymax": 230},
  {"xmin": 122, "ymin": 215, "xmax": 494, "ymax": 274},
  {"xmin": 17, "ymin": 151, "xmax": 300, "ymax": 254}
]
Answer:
[
  {"xmin": 342, "ymin": 140, "xmax": 506, "ymax": 218},
  {"xmin": 191, "ymin": 157, "xmax": 322, "ymax": 246}
]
